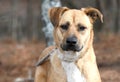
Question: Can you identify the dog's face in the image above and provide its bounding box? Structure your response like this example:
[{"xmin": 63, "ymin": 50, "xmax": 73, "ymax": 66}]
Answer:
[
  {"xmin": 58, "ymin": 9, "xmax": 93, "ymax": 52},
  {"xmin": 49, "ymin": 7, "xmax": 103, "ymax": 60}
]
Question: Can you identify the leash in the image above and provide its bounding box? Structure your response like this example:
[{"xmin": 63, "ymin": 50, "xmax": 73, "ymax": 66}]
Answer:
[{"xmin": 35, "ymin": 48, "xmax": 57, "ymax": 67}]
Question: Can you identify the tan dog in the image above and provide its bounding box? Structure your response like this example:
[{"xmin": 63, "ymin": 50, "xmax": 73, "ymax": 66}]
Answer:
[{"xmin": 35, "ymin": 7, "xmax": 103, "ymax": 82}]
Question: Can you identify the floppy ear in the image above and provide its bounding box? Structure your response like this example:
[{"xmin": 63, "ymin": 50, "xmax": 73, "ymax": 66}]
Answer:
[
  {"xmin": 81, "ymin": 7, "xmax": 103, "ymax": 23},
  {"xmin": 49, "ymin": 7, "xmax": 69, "ymax": 27}
]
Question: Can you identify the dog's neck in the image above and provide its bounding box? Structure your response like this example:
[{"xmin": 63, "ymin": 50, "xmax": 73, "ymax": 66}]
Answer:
[
  {"xmin": 56, "ymin": 49, "xmax": 86, "ymax": 82},
  {"xmin": 57, "ymin": 49, "xmax": 81, "ymax": 62}
]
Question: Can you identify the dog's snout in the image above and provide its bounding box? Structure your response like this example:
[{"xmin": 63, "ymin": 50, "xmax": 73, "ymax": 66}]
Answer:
[
  {"xmin": 61, "ymin": 36, "xmax": 82, "ymax": 51},
  {"xmin": 66, "ymin": 36, "xmax": 77, "ymax": 45}
]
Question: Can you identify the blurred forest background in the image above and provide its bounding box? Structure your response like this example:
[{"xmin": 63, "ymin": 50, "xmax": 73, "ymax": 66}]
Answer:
[{"xmin": 0, "ymin": 0, "xmax": 120, "ymax": 82}]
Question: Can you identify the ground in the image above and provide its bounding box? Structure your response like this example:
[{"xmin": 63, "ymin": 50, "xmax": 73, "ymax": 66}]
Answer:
[{"xmin": 0, "ymin": 34, "xmax": 120, "ymax": 82}]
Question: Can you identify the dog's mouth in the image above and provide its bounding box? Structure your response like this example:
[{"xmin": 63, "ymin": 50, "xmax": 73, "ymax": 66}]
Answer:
[{"xmin": 61, "ymin": 44, "xmax": 83, "ymax": 52}]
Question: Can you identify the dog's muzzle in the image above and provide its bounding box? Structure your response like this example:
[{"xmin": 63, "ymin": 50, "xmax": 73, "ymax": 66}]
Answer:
[{"xmin": 61, "ymin": 36, "xmax": 83, "ymax": 52}]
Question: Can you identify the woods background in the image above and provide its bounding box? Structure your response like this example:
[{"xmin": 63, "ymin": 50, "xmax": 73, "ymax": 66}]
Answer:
[
  {"xmin": 0, "ymin": 0, "xmax": 120, "ymax": 82},
  {"xmin": 0, "ymin": 0, "xmax": 120, "ymax": 42}
]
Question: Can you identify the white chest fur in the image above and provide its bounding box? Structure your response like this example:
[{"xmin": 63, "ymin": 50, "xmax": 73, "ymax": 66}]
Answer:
[{"xmin": 61, "ymin": 61, "xmax": 86, "ymax": 82}]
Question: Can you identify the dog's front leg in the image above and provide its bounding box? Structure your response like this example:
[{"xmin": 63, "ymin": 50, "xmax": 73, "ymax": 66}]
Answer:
[{"xmin": 35, "ymin": 63, "xmax": 47, "ymax": 82}]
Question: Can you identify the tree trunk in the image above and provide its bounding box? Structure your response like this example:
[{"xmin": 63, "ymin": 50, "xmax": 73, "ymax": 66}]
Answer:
[
  {"xmin": 114, "ymin": 0, "xmax": 120, "ymax": 33},
  {"xmin": 41, "ymin": 0, "xmax": 61, "ymax": 46},
  {"xmin": 96, "ymin": 0, "xmax": 119, "ymax": 33},
  {"xmin": 11, "ymin": 0, "xmax": 19, "ymax": 40},
  {"xmin": 26, "ymin": 0, "xmax": 33, "ymax": 40}
]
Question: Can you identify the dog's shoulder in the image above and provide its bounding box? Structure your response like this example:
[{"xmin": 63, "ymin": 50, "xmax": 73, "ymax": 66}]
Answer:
[{"xmin": 36, "ymin": 46, "xmax": 56, "ymax": 66}]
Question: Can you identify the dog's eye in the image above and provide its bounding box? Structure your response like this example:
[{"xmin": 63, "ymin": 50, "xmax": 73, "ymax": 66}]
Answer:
[
  {"xmin": 60, "ymin": 24, "xmax": 69, "ymax": 30},
  {"xmin": 60, "ymin": 22, "xmax": 69, "ymax": 30},
  {"xmin": 78, "ymin": 26, "xmax": 86, "ymax": 31}
]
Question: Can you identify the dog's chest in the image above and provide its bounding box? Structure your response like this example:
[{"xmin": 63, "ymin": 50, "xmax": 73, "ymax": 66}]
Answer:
[{"xmin": 61, "ymin": 61, "xmax": 86, "ymax": 82}]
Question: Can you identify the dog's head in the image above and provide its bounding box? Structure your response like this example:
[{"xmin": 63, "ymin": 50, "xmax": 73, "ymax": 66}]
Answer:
[{"xmin": 49, "ymin": 7, "xmax": 103, "ymax": 61}]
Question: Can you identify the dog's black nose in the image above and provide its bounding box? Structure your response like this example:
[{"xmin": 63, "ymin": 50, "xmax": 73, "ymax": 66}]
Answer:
[{"xmin": 66, "ymin": 36, "xmax": 77, "ymax": 45}]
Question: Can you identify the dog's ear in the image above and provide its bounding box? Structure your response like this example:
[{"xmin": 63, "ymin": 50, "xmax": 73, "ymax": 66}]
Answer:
[
  {"xmin": 49, "ymin": 7, "xmax": 69, "ymax": 27},
  {"xmin": 81, "ymin": 7, "xmax": 103, "ymax": 23}
]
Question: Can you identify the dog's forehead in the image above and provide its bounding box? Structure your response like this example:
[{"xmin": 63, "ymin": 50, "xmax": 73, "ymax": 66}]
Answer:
[{"xmin": 60, "ymin": 9, "xmax": 92, "ymax": 27}]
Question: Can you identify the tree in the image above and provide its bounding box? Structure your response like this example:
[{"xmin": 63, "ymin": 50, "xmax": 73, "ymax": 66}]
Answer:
[
  {"xmin": 11, "ymin": 0, "xmax": 19, "ymax": 40},
  {"xmin": 41, "ymin": 0, "xmax": 61, "ymax": 46},
  {"xmin": 96, "ymin": 0, "xmax": 120, "ymax": 33}
]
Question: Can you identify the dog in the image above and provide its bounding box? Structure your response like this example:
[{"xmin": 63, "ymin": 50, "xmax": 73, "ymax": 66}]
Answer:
[{"xmin": 35, "ymin": 7, "xmax": 103, "ymax": 82}]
